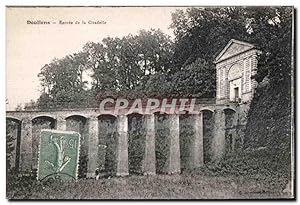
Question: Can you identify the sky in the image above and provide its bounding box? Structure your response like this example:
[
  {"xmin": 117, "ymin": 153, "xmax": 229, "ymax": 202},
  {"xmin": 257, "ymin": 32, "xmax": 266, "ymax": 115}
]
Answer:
[{"xmin": 6, "ymin": 7, "xmax": 181, "ymax": 110}]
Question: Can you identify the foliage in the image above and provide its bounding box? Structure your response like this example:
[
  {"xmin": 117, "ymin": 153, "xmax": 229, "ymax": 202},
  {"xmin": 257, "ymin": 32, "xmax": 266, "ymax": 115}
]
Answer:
[
  {"xmin": 169, "ymin": 59, "xmax": 216, "ymax": 98},
  {"xmin": 99, "ymin": 117, "xmax": 118, "ymax": 176},
  {"xmin": 155, "ymin": 114, "xmax": 171, "ymax": 173},
  {"xmin": 171, "ymin": 7, "xmax": 249, "ymax": 69},
  {"xmin": 203, "ymin": 111, "xmax": 214, "ymax": 163},
  {"xmin": 84, "ymin": 29, "xmax": 174, "ymax": 99},
  {"xmin": 242, "ymin": 7, "xmax": 293, "ymax": 175},
  {"xmin": 6, "ymin": 171, "xmax": 37, "ymax": 199},
  {"xmin": 194, "ymin": 148, "xmax": 290, "ymax": 178},
  {"xmin": 244, "ymin": 83, "xmax": 292, "ymax": 172},
  {"xmin": 37, "ymin": 52, "xmax": 96, "ymax": 109},
  {"xmin": 15, "ymin": 104, "xmax": 23, "ymax": 111},
  {"xmin": 36, "ymin": 29, "xmax": 174, "ymax": 108},
  {"xmin": 24, "ymin": 100, "xmax": 39, "ymax": 111},
  {"xmin": 244, "ymin": 7, "xmax": 293, "ymax": 85},
  {"xmin": 179, "ymin": 115, "xmax": 194, "ymax": 170},
  {"xmin": 7, "ymin": 120, "xmax": 36, "ymax": 199},
  {"xmin": 6, "ymin": 120, "xmax": 16, "ymax": 170},
  {"xmin": 128, "ymin": 115, "xmax": 146, "ymax": 174},
  {"xmin": 78, "ymin": 154, "xmax": 88, "ymax": 179}
]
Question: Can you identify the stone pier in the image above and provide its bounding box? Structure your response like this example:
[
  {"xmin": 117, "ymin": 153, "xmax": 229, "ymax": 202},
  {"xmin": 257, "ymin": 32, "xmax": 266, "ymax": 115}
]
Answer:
[
  {"xmin": 142, "ymin": 114, "xmax": 156, "ymax": 175},
  {"xmin": 87, "ymin": 116, "xmax": 99, "ymax": 177},
  {"xmin": 191, "ymin": 113, "xmax": 204, "ymax": 168},
  {"xmin": 56, "ymin": 117, "xmax": 66, "ymax": 130},
  {"xmin": 20, "ymin": 118, "xmax": 33, "ymax": 172},
  {"xmin": 116, "ymin": 115, "xmax": 129, "ymax": 176},
  {"xmin": 212, "ymin": 110, "xmax": 226, "ymax": 162},
  {"xmin": 166, "ymin": 114, "xmax": 181, "ymax": 174}
]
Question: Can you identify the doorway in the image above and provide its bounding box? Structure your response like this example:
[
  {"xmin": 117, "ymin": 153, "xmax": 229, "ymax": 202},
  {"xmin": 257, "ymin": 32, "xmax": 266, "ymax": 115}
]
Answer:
[{"xmin": 234, "ymin": 87, "xmax": 239, "ymax": 102}]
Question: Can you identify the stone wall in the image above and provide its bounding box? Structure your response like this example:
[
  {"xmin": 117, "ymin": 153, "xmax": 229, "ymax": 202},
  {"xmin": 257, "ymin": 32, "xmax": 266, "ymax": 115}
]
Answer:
[{"xmin": 6, "ymin": 103, "xmax": 239, "ymax": 177}]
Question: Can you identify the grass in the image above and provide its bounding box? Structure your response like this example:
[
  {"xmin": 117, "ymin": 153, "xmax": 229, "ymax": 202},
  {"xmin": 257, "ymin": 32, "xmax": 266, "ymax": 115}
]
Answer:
[{"xmin": 7, "ymin": 173, "xmax": 292, "ymax": 200}]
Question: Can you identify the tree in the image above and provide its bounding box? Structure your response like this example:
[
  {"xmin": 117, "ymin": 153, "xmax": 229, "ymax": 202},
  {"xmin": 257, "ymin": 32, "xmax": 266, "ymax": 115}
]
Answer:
[
  {"xmin": 243, "ymin": 7, "xmax": 293, "ymax": 149},
  {"xmin": 84, "ymin": 29, "xmax": 174, "ymax": 100},
  {"xmin": 171, "ymin": 7, "xmax": 249, "ymax": 70},
  {"xmin": 135, "ymin": 29, "xmax": 174, "ymax": 74},
  {"xmin": 245, "ymin": 7, "xmax": 293, "ymax": 85},
  {"xmin": 15, "ymin": 104, "xmax": 23, "ymax": 111},
  {"xmin": 168, "ymin": 58, "xmax": 216, "ymax": 98},
  {"xmin": 37, "ymin": 52, "xmax": 95, "ymax": 109},
  {"xmin": 36, "ymin": 29, "xmax": 174, "ymax": 108},
  {"xmin": 140, "ymin": 59, "xmax": 215, "ymax": 98},
  {"xmin": 24, "ymin": 100, "xmax": 38, "ymax": 111}
]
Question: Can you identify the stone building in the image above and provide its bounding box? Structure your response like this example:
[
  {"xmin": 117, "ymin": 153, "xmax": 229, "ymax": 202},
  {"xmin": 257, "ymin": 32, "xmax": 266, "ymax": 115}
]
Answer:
[
  {"xmin": 215, "ymin": 39, "xmax": 261, "ymax": 104},
  {"xmin": 214, "ymin": 39, "xmax": 261, "ymax": 157}
]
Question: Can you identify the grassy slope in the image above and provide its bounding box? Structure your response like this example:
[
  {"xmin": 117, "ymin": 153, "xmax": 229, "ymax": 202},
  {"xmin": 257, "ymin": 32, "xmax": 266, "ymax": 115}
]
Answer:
[{"xmin": 244, "ymin": 81, "xmax": 292, "ymax": 176}]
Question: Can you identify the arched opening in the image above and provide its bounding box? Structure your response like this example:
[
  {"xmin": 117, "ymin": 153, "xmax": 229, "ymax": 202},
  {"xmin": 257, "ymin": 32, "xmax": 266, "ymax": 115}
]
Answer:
[
  {"xmin": 6, "ymin": 118, "xmax": 21, "ymax": 171},
  {"xmin": 66, "ymin": 115, "xmax": 88, "ymax": 178},
  {"xmin": 32, "ymin": 116, "xmax": 55, "ymax": 170},
  {"xmin": 179, "ymin": 114, "xmax": 194, "ymax": 171},
  {"xmin": 127, "ymin": 113, "xmax": 146, "ymax": 175},
  {"xmin": 202, "ymin": 110, "xmax": 214, "ymax": 164},
  {"xmin": 154, "ymin": 112, "xmax": 170, "ymax": 174},
  {"xmin": 98, "ymin": 115, "xmax": 117, "ymax": 177},
  {"xmin": 224, "ymin": 109, "xmax": 237, "ymax": 156}
]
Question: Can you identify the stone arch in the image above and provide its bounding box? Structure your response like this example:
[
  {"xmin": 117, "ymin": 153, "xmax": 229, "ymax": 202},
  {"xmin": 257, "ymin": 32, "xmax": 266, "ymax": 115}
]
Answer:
[
  {"xmin": 228, "ymin": 63, "xmax": 242, "ymax": 80},
  {"xmin": 65, "ymin": 115, "xmax": 88, "ymax": 178},
  {"xmin": 202, "ymin": 109, "xmax": 214, "ymax": 164},
  {"xmin": 6, "ymin": 117, "xmax": 22, "ymax": 170},
  {"xmin": 200, "ymin": 108, "xmax": 215, "ymax": 113},
  {"xmin": 31, "ymin": 116, "xmax": 56, "ymax": 169},
  {"xmin": 100, "ymin": 113, "xmax": 117, "ymax": 118},
  {"xmin": 127, "ymin": 113, "xmax": 146, "ymax": 175},
  {"xmin": 97, "ymin": 114, "xmax": 117, "ymax": 176},
  {"xmin": 6, "ymin": 116, "xmax": 22, "ymax": 123},
  {"xmin": 228, "ymin": 63, "xmax": 242, "ymax": 102},
  {"xmin": 65, "ymin": 115, "xmax": 88, "ymax": 135},
  {"xmin": 97, "ymin": 114, "xmax": 117, "ymax": 119},
  {"xmin": 223, "ymin": 108, "xmax": 236, "ymax": 128},
  {"xmin": 224, "ymin": 106, "xmax": 236, "ymax": 112},
  {"xmin": 66, "ymin": 114, "xmax": 88, "ymax": 120},
  {"xmin": 32, "ymin": 115, "xmax": 56, "ymax": 125},
  {"xmin": 32, "ymin": 114, "xmax": 56, "ymax": 121}
]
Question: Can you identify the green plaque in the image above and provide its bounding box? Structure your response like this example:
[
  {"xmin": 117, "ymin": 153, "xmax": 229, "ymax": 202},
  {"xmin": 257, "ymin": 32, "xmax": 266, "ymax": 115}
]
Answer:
[{"xmin": 37, "ymin": 129, "xmax": 81, "ymax": 181}]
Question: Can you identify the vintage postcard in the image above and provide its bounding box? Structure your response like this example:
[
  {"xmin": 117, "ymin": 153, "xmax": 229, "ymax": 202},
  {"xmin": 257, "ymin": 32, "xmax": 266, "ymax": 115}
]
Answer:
[{"xmin": 6, "ymin": 6, "xmax": 294, "ymax": 200}]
